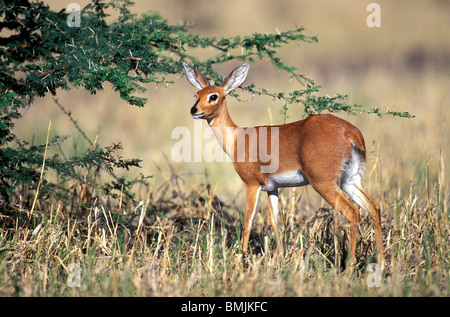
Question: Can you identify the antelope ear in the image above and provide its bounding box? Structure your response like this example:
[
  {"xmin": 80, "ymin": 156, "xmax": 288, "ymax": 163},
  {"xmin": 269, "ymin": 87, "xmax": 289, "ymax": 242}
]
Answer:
[
  {"xmin": 183, "ymin": 62, "xmax": 211, "ymax": 90},
  {"xmin": 222, "ymin": 64, "xmax": 249, "ymax": 94}
]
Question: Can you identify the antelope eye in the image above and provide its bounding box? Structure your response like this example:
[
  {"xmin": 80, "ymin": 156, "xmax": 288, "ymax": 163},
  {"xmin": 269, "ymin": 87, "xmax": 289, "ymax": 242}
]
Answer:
[{"xmin": 208, "ymin": 94, "xmax": 218, "ymax": 103}]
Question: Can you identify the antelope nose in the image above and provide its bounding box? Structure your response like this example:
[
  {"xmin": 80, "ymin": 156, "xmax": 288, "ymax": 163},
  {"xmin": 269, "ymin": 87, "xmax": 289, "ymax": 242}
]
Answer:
[{"xmin": 190, "ymin": 99, "xmax": 199, "ymax": 115}]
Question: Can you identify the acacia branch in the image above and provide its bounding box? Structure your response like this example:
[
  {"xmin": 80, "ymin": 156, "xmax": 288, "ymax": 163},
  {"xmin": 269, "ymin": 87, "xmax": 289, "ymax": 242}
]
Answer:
[{"xmin": 0, "ymin": 66, "xmax": 71, "ymax": 94}]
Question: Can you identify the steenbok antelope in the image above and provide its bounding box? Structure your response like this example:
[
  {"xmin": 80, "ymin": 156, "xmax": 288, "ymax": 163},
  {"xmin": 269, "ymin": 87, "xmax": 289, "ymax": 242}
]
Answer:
[{"xmin": 183, "ymin": 62, "xmax": 383, "ymax": 263}]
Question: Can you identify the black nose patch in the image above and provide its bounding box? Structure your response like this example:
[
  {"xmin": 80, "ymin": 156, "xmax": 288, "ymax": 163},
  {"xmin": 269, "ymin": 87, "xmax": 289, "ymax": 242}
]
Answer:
[{"xmin": 190, "ymin": 99, "xmax": 199, "ymax": 115}]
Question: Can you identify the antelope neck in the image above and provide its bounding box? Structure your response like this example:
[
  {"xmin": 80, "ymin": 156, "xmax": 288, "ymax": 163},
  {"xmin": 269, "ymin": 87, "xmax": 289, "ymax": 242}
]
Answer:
[{"xmin": 207, "ymin": 101, "xmax": 238, "ymax": 158}]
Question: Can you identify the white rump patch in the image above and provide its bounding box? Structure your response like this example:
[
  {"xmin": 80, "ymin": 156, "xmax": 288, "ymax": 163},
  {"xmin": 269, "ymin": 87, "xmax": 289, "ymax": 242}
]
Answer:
[{"xmin": 340, "ymin": 147, "xmax": 367, "ymax": 211}]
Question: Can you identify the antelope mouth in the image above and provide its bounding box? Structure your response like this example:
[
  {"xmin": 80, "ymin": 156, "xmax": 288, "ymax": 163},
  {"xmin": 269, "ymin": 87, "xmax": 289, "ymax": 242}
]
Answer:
[{"xmin": 192, "ymin": 112, "xmax": 205, "ymax": 119}]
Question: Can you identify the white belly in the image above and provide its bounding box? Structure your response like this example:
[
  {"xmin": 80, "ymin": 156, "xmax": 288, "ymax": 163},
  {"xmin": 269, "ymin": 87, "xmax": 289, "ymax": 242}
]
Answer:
[{"xmin": 262, "ymin": 170, "xmax": 310, "ymax": 192}]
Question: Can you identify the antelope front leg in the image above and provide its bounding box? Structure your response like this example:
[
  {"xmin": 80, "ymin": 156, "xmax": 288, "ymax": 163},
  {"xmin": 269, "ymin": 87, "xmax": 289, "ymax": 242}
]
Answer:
[
  {"xmin": 242, "ymin": 185, "xmax": 262, "ymax": 254},
  {"xmin": 267, "ymin": 190, "xmax": 279, "ymax": 230}
]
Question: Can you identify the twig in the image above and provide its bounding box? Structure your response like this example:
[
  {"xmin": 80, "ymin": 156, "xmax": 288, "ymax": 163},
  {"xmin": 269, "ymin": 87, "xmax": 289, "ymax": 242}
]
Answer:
[
  {"xmin": 53, "ymin": 97, "xmax": 139, "ymax": 205},
  {"xmin": 52, "ymin": 96, "xmax": 94, "ymax": 146},
  {"xmin": 0, "ymin": 66, "xmax": 71, "ymax": 94},
  {"xmin": 29, "ymin": 121, "xmax": 51, "ymax": 217}
]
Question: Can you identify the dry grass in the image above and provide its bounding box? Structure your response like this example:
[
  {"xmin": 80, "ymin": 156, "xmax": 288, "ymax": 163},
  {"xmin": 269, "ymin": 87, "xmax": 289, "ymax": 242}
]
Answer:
[
  {"xmin": 1, "ymin": 0, "xmax": 449, "ymax": 297},
  {"xmin": 0, "ymin": 162, "xmax": 448, "ymax": 296}
]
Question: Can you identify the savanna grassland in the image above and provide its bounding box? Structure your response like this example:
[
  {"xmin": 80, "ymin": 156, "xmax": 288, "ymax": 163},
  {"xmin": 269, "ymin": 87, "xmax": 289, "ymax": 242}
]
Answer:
[{"xmin": 1, "ymin": 0, "xmax": 449, "ymax": 298}]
